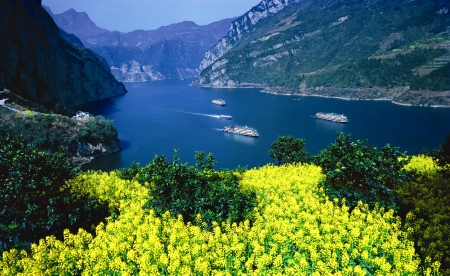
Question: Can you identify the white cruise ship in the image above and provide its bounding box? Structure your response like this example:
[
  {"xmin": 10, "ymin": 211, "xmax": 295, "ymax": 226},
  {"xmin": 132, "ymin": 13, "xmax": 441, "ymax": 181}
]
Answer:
[
  {"xmin": 212, "ymin": 99, "xmax": 226, "ymax": 106},
  {"xmin": 315, "ymin": 112, "xmax": 349, "ymax": 123},
  {"xmin": 223, "ymin": 125, "xmax": 259, "ymax": 137}
]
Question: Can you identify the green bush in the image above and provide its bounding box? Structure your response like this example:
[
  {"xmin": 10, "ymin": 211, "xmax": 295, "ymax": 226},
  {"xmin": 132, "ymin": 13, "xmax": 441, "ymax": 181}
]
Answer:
[
  {"xmin": 118, "ymin": 151, "xmax": 256, "ymax": 228},
  {"xmin": 0, "ymin": 135, "xmax": 108, "ymax": 252},
  {"xmin": 313, "ymin": 132, "xmax": 414, "ymax": 210},
  {"xmin": 400, "ymin": 155, "xmax": 450, "ymax": 275},
  {"xmin": 269, "ymin": 135, "xmax": 311, "ymax": 165}
]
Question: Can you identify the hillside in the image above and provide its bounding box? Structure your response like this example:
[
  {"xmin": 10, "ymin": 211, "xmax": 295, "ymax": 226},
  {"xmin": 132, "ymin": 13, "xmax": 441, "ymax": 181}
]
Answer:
[
  {"xmin": 0, "ymin": 0, "xmax": 126, "ymax": 109},
  {"xmin": 45, "ymin": 7, "xmax": 235, "ymax": 81},
  {"xmin": 194, "ymin": 0, "xmax": 450, "ymax": 107},
  {"xmin": 0, "ymin": 0, "xmax": 126, "ymax": 165}
]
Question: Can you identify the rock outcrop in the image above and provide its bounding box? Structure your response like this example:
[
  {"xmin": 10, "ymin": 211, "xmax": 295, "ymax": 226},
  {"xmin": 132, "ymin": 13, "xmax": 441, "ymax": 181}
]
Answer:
[
  {"xmin": 0, "ymin": 0, "xmax": 127, "ymax": 109},
  {"xmin": 198, "ymin": 0, "xmax": 301, "ymax": 71}
]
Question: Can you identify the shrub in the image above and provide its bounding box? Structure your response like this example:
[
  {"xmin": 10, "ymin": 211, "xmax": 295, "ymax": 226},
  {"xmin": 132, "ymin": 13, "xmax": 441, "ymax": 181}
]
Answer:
[
  {"xmin": 0, "ymin": 135, "xmax": 107, "ymax": 252},
  {"xmin": 401, "ymin": 155, "xmax": 450, "ymax": 275},
  {"xmin": 118, "ymin": 151, "xmax": 257, "ymax": 228},
  {"xmin": 269, "ymin": 135, "xmax": 311, "ymax": 165},
  {"xmin": 313, "ymin": 132, "xmax": 414, "ymax": 210}
]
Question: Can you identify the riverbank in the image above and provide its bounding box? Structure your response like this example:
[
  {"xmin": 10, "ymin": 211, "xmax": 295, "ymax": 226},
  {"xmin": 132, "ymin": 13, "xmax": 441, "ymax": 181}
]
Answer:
[{"xmin": 260, "ymin": 86, "xmax": 450, "ymax": 108}]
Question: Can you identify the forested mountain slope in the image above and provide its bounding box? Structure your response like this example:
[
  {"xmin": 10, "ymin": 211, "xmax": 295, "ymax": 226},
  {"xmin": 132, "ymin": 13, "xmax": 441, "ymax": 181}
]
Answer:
[
  {"xmin": 195, "ymin": 0, "xmax": 450, "ymax": 106},
  {"xmin": 0, "ymin": 0, "xmax": 126, "ymax": 109}
]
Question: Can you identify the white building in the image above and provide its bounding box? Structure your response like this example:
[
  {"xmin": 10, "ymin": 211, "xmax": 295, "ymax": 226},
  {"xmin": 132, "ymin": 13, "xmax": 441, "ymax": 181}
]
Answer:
[{"xmin": 73, "ymin": 111, "xmax": 91, "ymax": 121}]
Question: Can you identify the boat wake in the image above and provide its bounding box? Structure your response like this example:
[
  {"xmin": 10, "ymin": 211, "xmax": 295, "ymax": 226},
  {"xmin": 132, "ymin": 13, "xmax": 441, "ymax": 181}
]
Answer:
[{"xmin": 171, "ymin": 110, "xmax": 223, "ymax": 118}]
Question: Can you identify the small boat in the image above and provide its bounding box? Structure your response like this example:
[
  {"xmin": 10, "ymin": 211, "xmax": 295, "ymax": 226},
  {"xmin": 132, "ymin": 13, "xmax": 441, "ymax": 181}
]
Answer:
[
  {"xmin": 219, "ymin": 115, "xmax": 232, "ymax": 120},
  {"xmin": 315, "ymin": 112, "xmax": 348, "ymax": 123},
  {"xmin": 212, "ymin": 99, "xmax": 226, "ymax": 106},
  {"xmin": 223, "ymin": 125, "xmax": 259, "ymax": 137}
]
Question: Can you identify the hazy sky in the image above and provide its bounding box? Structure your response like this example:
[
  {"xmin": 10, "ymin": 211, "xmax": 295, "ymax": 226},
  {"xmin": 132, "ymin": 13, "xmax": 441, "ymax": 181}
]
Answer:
[{"xmin": 42, "ymin": 0, "xmax": 262, "ymax": 32}]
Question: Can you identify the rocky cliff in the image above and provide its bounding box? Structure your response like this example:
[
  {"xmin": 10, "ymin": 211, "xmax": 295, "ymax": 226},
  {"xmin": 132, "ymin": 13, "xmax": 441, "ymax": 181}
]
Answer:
[
  {"xmin": 198, "ymin": 0, "xmax": 301, "ymax": 71},
  {"xmin": 45, "ymin": 7, "xmax": 234, "ymax": 82},
  {"xmin": 0, "ymin": 0, "xmax": 127, "ymax": 109},
  {"xmin": 194, "ymin": 0, "xmax": 450, "ymax": 107}
]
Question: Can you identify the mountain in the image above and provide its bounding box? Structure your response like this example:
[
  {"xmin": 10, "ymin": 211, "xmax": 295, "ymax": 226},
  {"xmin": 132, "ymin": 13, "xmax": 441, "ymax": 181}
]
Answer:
[
  {"xmin": 45, "ymin": 7, "xmax": 235, "ymax": 82},
  {"xmin": 44, "ymin": 7, "xmax": 110, "ymax": 40},
  {"xmin": 0, "ymin": 0, "xmax": 127, "ymax": 109},
  {"xmin": 199, "ymin": 0, "xmax": 302, "ymax": 71},
  {"xmin": 195, "ymin": 0, "xmax": 450, "ymax": 107}
]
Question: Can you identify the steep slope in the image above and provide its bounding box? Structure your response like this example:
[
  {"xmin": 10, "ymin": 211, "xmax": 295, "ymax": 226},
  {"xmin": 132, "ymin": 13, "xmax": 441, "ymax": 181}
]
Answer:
[
  {"xmin": 45, "ymin": 7, "xmax": 235, "ymax": 81},
  {"xmin": 195, "ymin": 0, "xmax": 450, "ymax": 106},
  {"xmin": 47, "ymin": 8, "xmax": 110, "ymax": 39},
  {"xmin": 0, "ymin": 0, "xmax": 127, "ymax": 109},
  {"xmin": 199, "ymin": 0, "xmax": 302, "ymax": 71}
]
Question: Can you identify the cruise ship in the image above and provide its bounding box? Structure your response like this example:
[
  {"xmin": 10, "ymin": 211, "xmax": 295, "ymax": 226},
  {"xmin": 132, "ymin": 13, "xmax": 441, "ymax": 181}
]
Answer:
[
  {"xmin": 315, "ymin": 112, "xmax": 349, "ymax": 123},
  {"xmin": 223, "ymin": 125, "xmax": 259, "ymax": 137},
  {"xmin": 212, "ymin": 99, "xmax": 226, "ymax": 106}
]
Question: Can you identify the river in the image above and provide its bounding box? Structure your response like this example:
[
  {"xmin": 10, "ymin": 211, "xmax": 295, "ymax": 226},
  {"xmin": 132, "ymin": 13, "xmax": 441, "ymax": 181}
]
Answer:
[{"xmin": 80, "ymin": 79, "xmax": 450, "ymax": 171}]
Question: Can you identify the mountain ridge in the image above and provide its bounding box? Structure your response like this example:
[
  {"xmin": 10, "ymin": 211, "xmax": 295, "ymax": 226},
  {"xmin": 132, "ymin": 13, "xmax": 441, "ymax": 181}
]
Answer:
[
  {"xmin": 45, "ymin": 6, "xmax": 235, "ymax": 82},
  {"xmin": 194, "ymin": 0, "xmax": 450, "ymax": 107}
]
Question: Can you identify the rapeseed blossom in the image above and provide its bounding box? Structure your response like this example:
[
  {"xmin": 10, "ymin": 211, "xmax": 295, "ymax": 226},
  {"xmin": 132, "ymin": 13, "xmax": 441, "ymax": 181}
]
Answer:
[{"xmin": 1, "ymin": 164, "xmax": 426, "ymax": 275}]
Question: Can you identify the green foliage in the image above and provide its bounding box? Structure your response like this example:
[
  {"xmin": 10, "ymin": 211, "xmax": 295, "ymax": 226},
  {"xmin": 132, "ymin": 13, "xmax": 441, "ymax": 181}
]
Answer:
[
  {"xmin": 313, "ymin": 132, "xmax": 414, "ymax": 210},
  {"xmin": 0, "ymin": 112, "xmax": 119, "ymax": 157},
  {"xmin": 420, "ymin": 133, "xmax": 450, "ymax": 167},
  {"xmin": 118, "ymin": 151, "xmax": 257, "ymax": 228},
  {"xmin": 0, "ymin": 136, "xmax": 108, "ymax": 252},
  {"xmin": 78, "ymin": 116, "xmax": 117, "ymax": 144},
  {"xmin": 306, "ymin": 48, "xmax": 449, "ymax": 89},
  {"xmin": 439, "ymin": 132, "xmax": 450, "ymax": 167},
  {"xmin": 400, "ymin": 156, "xmax": 450, "ymax": 275},
  {"xmin": 200, "ymin": 0, "xmax": 450, "ymax": 94},
  {"xmin": 269, "ymin": 135, "xmax": 311, "ymax": 165}
]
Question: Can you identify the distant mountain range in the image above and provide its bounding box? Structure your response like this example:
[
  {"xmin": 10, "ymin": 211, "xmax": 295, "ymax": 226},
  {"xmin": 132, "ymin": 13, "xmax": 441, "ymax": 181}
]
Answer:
[
  {"xmin": 44, "ymin": 6, "xmax": 235, "ymax": 82},
  {"xmin": 194, "ymin": 0, "xmax": 450, "ymax": 107}
]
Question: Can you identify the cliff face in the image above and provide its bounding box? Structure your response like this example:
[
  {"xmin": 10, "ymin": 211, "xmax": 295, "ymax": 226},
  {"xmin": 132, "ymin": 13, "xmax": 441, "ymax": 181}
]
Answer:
[
  {"xmin": 198, "ymin": 0, "xmax": 301, "ymax": 71},
  {"xmin": 0, "ymin": 0, "xmax": 127, "ymax": 109}
]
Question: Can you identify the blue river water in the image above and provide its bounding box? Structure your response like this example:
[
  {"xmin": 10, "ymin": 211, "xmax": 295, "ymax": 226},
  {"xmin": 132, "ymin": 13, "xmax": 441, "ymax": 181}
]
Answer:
[{"xmin": 80, "ymin": 79, "xmax": 450, "ymax": 171}]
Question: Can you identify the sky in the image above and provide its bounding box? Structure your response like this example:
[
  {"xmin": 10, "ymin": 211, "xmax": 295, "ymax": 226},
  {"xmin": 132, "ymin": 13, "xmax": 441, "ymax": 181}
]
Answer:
[{"xmin": 42, "ymin": 0, "xmax": 262, "ymax": 32}]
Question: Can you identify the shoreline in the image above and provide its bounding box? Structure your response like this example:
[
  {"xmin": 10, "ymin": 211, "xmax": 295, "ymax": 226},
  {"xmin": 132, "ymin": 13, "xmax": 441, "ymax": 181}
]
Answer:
[
  {"xmin": 194, "ymin": 81, "xmax": 450, "ymax": 108},
  {"xmin": 258, "ymin": 88, "xmax": 450, "ymax": 108}
]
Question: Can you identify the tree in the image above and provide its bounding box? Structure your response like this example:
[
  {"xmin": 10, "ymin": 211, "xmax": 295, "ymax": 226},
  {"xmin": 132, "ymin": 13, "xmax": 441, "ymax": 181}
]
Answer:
[
  {"xmin": 439, "ymin": 132, "xmax": 450, "ymax": 166},
  {"xmin": 269, "ymin": 136, "xmax": 311, "ymax": 165},
  {"xmin": 0, "ymin": 135, "xmax": 107, "ymax": 252},
  {"xmin": 313, "ymin": 132, "xmax": 414, "ymax": 210},
  {"xmin": 118, "ymin": 151, "xmax": 256, "ymax": 228}
]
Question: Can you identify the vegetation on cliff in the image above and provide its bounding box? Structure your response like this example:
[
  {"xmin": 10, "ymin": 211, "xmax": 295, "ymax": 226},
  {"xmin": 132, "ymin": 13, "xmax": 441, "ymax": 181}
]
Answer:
[
  {"xmin": 0, "ymin": 91, "xmax": 120, "ymax": 167},
  {"xmin": 196, "ymin": 0, "xmax": 450, "ymax": 106},
  {"xmin": 1, "ymin": 133, "xmax": 450, "ymax": 274},
  {"xmin": 0, "ymin": 0, "xmax": 126, "ymax": 110}
]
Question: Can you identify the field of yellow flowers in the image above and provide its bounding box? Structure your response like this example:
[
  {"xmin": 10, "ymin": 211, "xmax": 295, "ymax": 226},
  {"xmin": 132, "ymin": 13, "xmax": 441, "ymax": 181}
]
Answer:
[{"xmin": 0, "ymin": 162, "xmax": 441, "ymax": 275}]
